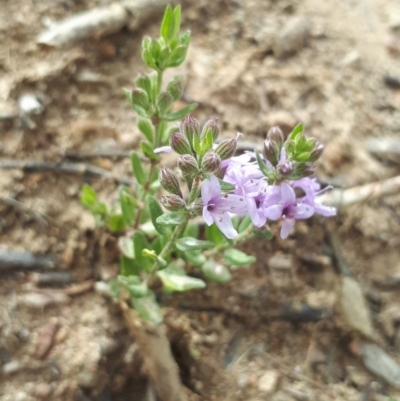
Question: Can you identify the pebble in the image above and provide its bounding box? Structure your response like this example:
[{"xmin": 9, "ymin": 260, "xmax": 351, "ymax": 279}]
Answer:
[
  {"xmin": 258, "ymin": 370, "xmax": 280, "ymax": 394},
  {"xmin": 273, "ymin": 16, "xmax": 311, "ymax": 58},
  {"xmin": 94, "ymin": 281, "xmax": 111, "ymax": 297},
  {"xmin": 34, "ymin": 383, "xmax": 53, "ymax": 399},
  {"xmin": 360, "ymin": 343, "xmax": 400, "ymax": 388},
  {"xmin": 2, "ymin": 360, "xmax": 21, "ymax": 375},
  {"xmin": 77, "ymin": 370, "xmax": 100, "ymax": 389},
  {"xmin": 339, "ymin": 277, "xmax": 375, "ymax": 339},
  {"xmin": 19, "ymin": 292, "xmax": 70, "ymax": 308}
]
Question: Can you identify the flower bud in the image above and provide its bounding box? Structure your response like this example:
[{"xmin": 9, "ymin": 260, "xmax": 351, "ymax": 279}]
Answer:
[
  {"xmin": 157, "ymin": 92, "xmax": 173, "ymax": 115},
  {"xmin": 169, "ymin": 132, "xmax": 192, "ymax": 155},
  {"xmin": 161, "ymin": 195, "xmax": 186, "ymax": 211},
  {"xmin": 131, "ymin": 88, "xmax": 149, "ymax": 111},
  {"xmin": 177, "ymin": 154, "xmax": 199, "ymax": 176},
  {"xmin": 293, "ymin": 163, "xmax": 316, "ymax": 178},
  {"xmin": 159, "ymin": 167, "xmax": 182, "ymax": 197},
  {"xmin": 215, "ymin": 137, "xmax": 237, "ymax": 160},
  {"xmin": 277, "ymin": 161, "xmax": 295, "ymax": 177},
  {"xmin": 308, "ymin": 142, "xmax": 324, "ymax": 162},
  {"xmin": 182, "ymin": 115, "xmax": 200, "ymax": 145},
  {"xmin": 267, "ymin": 126, "xmax": 284, "ymax": 148},
  {"xmin": 202, "ymin": 151, "xmax": 221, "ymax": 173},
  {"xmin": 189, "ymin": 198, "xmax": 204, "ymax": 216},
  {"xmin": 262, "ymin": 139, "xmax": 280, "ymax": 166},
  {"xmin": 201, "ymin": 117, "xmax": 220, "ymax": 141},
  {"xmin": 166, "ymin": 76, "xmax": 184, "ymax": 102}
]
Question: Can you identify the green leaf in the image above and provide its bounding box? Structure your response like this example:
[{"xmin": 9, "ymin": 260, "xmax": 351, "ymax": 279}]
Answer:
[
  {"xmin": 157, "ymin": 270, "xmax": 206, "ymax": 292},
  {"xmin": 130, "ymin": 152, "xmax": 146, "ymax": 186},
  {"xmin": 182, "ymin": 250, "xmax": 206, "ymax": 267},
  {"xmin": 200, "ymin": 130, "xmax": 213, "ymax": 154},
  {"xmin": 132, "ymin": 291, "xmax": 163, "ymax": 324},
  {"xmin": 148, "ymin": 195, "xmax": 170, "ymax": 235},
  {"xmin": 156, "ymin": 211, "xmax": 187, "ymax": 226},
  {"xmin": 238, "ymin": 215, "xmax": 252, "ymax": 233},
  {"xmin": 255, "ymin": 150, "xmax": 275, "ymax": 179},
  {"xmin": 133, "ymin": 231, "xmax": 152, "ymax": 271},
  {"xmin": 120, "ymin": 255, "xmax": 140, "ymax": 276},
  {"xmin": 164, "ymin": 103, "xmax": 198, "ymax": 121},
  {"xmin": 109, "ymin": 279, "xmax": 121, "ymax": 299},
  {"xmin": 192, "ymin": 131, "xmax": 201, "ymax": 154},
  {"xmin": 137, "ymin": 118, "xmax": 154, "ymax": 143},
  {"xmin": 142, "ymin": 48, "xmax": 157, "ymax": 70},
  {"xmin": 223, "ymin": 249, "xmax": 255, "ymax": 267},
  {"xmin": 179, "ymin": 30, "xmax": 191, "ymax": 47},
  {"xmin": 166, "ymin": 45, "xmax": 189, "ymax": 68},
  {"xmin": 160, "ymin": 5, "xmax": 173, "ymax": 42},
  {"xmin": 140, "ymin": 141, "xmax": 158, "ymax": 160},
  {"xmin": 118, "ymin": 275, "xmax": 148, "ymax": 298},
  {"xmin": 119, "ymin": 236, "xmax": 134, "ymax": 259},
  {"xmin": 80, "ymin": 184, "xmax": 108, "ymax": 224},
  {"xmin": 108, "ymin": 213, "xmax": 126, "ymax": 232},
  {"xmin": 254, "ymin": 228, "xmax": 273, "ymax": 240},
  {"xmin": 202, "ymin": 260, "xmax": 231, "ymax": 283},
  {"xmin": 218, "ymin": 179, "xmax": 235, "ymax": 192},
  {"xmin": 289, "ymin": 123, "xmax": 304, "ymax": 141},
  {"xmin": 142, "ymin": 249, "xmax": 167, "ymax": 267},
  {"xmin": 135, "ymin": 75, "xmax": 153, "ymax": 100},
  {"xmin": 119, "ymin": 186, "xmax": 137, "ymax": 226},
  {"xmin": 176, "ymin": 237, "xmax": 215, "ymax": 251},
  {"xmin": 81, "ymin": 184, "xmax": 97, "ymax": 206},
  {"xmin": 171, "ymin": 6, "xmax": 181, "ymax": 39},
  {"xmin": 205, "ymin": 224, "xmax": 227, "ymax": 247}
]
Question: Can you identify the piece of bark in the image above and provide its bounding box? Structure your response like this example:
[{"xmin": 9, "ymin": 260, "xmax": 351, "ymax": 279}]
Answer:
[{"xmin": 35, "ymin": 318, "xmax": 61, "ymax": 359}]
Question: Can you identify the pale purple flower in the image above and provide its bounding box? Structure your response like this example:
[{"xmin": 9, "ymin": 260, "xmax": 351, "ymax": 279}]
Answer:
[
  {"xmin": 264, "ymin": 182, "xmax": 314, "ymax": 239},
  {"xmin": 201, "ymin": 175, "xmax": 247, "ymax": 239},
  {"xmin": 292, "ymin": 178, "xmax": 336, "ymax": 217}
]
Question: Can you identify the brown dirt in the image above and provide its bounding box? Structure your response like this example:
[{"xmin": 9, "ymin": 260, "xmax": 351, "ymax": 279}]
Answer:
[{"xmin": 1, "ymin": 0, "xmax": 400, "ymax": 400}]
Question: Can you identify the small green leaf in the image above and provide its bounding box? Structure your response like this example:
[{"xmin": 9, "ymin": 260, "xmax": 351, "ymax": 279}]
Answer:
[
  {"xmin": 108, "ymin": 213, "xmax": 126, "ymax": 232},
  {"xmin": 119, "ymin": 186, "xmax": 137, "ymax": 226},
  {"xmin": 109, "ymin": 279, "xmax": 121, "ymax": 299},
  {"xmin": 132, "ymin": 291, "xmax": 163, "ymax": 324},
  {"xmin": 255, "ymin": 150, "xmax": 275, "ymax": 179},
  {"xmin": 157, "ymin": 270, "xmax": 206, "ymax": 292},
  {"xmin": 160, "ymin": 5, "xmax": 173, "ymax": 42},
  {"xmin": 289, "ymin": 123, "xmax": 304, "ymax": 141},
  {"xmin": 176, "ymin": 237, "xmax": 215, "ymax": 251},
  {"xmin": 171, "ymin": 6, "xmax": 181, "ymax": 39},
  {"xmin": 218, "ymin": 179, "xmax": 236, "ymax": 192},
  {"xmin": 164, "ymin": 103, "xmax": 198, "ymax": 122},
  {"xmin": 133, "ymin": 231, "xmax": 152, "ymax": 271},
  {"xmin": 238, "ymin": 215, "xmax": 252, "ymax": 233},
  {"xmin": 223, "ymin": 249, "xmax": 256, "ymax": 267},
  {"xmin": 140, "ymin": 141, "xmax": 158, "ymax": 160},
  {"xmin": 130, "ymin": 152, "xmax": 146, "ymax": 185},
  {"xmin": 142, "ymin": 249, "xmax": 167, "ymax": 267},
  {"xmin": 119, "ymin": 236, "xmax": 134, "ymax": 259},
  {"xmin": 166, "ymin": 45, "xmax": 189, "ymax": 68},
  {"xmin": 120, "ymin": 255, "xmax": 140, "ymax": 276},
  {"xmin": 200, "ymin": 130, "xmax": 213, "ymax": 154},
  {"xmin": 81, "ymin": 184, "xmax": 97, "ymax": 206},
  {"xmin": 182, "ymin": 250, "xmax": 206, "ymax": 267},
  {"xmin": 202, "ymin": 260, "xmax": 231, "ymax": 283},
  {"xmin": 156, "ymin": 211, "xmax": 187, "ymax": 226},
  {"xmin": 205, "ymin": 224, "xmax": 227, "ymax": 247},
  {"xmin": 148, "ymin": 195, "xmax": 170, "ymax": 235},
  {"xmin": 183, "ymin": 222, "xmax": 199, "ymax": 239},
  {"xmin": 179, "ymin": 30, "xmax": 191, "ymax": 47},
  {"xmin": 142, "ymin": 48, "xmax": 157, "ymax": 70},
  {"xmin": 254, "ymin": 228, "xmax": 273, "ymax": 240},
  {"xmin": 118, "ymin": 275, "xmax": 148, "ymax": 298},
  {"xmin": 137, "ymin": 118, "xmax": 154, "ymax": 143},
  {"xmin": 192, "ymin": 131, "xmax": 201, "ymax": 154}
]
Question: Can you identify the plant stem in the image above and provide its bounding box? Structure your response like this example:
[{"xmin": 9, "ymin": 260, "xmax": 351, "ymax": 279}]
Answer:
[{"xmin": 188, "ymin": 175, "xmax": 201, "ymax": 205}]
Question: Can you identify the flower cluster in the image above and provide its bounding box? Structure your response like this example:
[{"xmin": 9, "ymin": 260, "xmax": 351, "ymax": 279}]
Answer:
[{"xmin": 158, "ymin": 116, "xmax": 336, "ymax": 240}]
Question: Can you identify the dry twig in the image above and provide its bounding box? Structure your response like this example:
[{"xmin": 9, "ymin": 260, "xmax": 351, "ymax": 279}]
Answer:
[{"xmin": 0, "ymin": 250, "xmax": 55, "ymax": 273}]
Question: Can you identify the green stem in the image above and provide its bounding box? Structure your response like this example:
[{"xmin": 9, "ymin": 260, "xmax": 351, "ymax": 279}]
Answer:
[
  {"xmin": 157, "ymin": 69, "xmax": 163, "ymax": 94},
  {"xmin": 188, "ymin": 175, "xmax": 201, "ymax": 205}
]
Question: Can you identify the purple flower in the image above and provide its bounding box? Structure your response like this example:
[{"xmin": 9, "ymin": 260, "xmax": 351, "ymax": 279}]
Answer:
[
  {"xmin": 201, "ymin": 175, "xmax": 247, "ymax": 239},
  {"xmin": 264, "ymin": 182, "xmax": 314, "ymax": 239},
  {"xmin": 292, "ymin": 178, "xmax": 336, "ymax": 217}
]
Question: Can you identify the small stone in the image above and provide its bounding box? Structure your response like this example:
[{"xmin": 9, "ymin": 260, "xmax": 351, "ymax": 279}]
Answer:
[
  {"xmin": 77, "ymin": 370, "xmax": 100, "ymax": 389},
  {"xmin": 14, "ymin": 392, "xmax": 29, "ymax": 401},
  {"xmin": 361, "ymin": 343, "xmax": 400, "ymax": 387},
  {"xmin": 94, "ymin": 281, "xmax": 111, "ymax": 297},
  {"xmin": 258, "ymin": 370, "xmax": 280, "ymax": 394},
  {"xmin": 339, "ymin": 277, "xmax": 375, "ymax": 339},
  {"xmin": 273, "ymin": 16, "xmax": 311, "ymax": 58},
  {"xmin": 99, "ymin": 338, "xmax": 119, "ymax": 356},
  {"xmin": 34, "ymin": 383, "xmax": 53, "ymax": 399},
  {"xmin": 237, "ymin": 373, "xmax": 249, "ymax": 389},
  {"xmin": 2, "ymin": 360, "xmax": 21, "ymax": 375}
]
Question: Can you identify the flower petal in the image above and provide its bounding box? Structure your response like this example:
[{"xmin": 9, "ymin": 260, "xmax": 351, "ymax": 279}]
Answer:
[
  {"xmin": 154, "ymin": 146, "xmax": 173, "ymax": 154},
  {"xmin": 264, "ymin": 205, "xmax": 283, "ymax": 221},
  {"xmin": 281, "ymin": 182, "xmax": 296, "ymax": 205},
  {"xmin": 214, "ymin": 212, "xmax": 238, "ymax": 239},
  {"xmin": 293, "ymin": 203, "xmax": 314, "ymax": 219},
  {"xmin": 313, "ymin": 202, "xmax": 336, "ymax": 217},
  {"xmin": 202, "ymin": 207, "xmax": 215, "ymax": 226},
  {"xmin": 280, "ymin": 218, "xmax": 295, "ymax": 239}
]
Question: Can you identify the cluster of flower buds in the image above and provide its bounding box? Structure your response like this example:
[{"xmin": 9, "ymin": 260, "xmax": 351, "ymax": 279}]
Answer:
[
  {"xmin": 259, "ymin": 125, "xmax": 324, "ymax": 182},
  {"xmin": 158, "ymin": 116, "xmax": 335, "ymax": 240}
]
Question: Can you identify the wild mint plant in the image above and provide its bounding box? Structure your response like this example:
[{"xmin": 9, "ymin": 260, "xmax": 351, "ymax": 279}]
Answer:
[{"xmin": 81, "ymin": 5, "xmax": 336, "ymax": 324}]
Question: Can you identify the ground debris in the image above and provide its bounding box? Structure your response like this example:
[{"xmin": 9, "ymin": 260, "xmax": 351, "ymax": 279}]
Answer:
[
  {"xmin": 35, "ymin": 318, "xmax": 61, "ymax": 359},
  {"xmin": 257, "ymin": 370, "xmax": 281, "ymax": 394}
]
